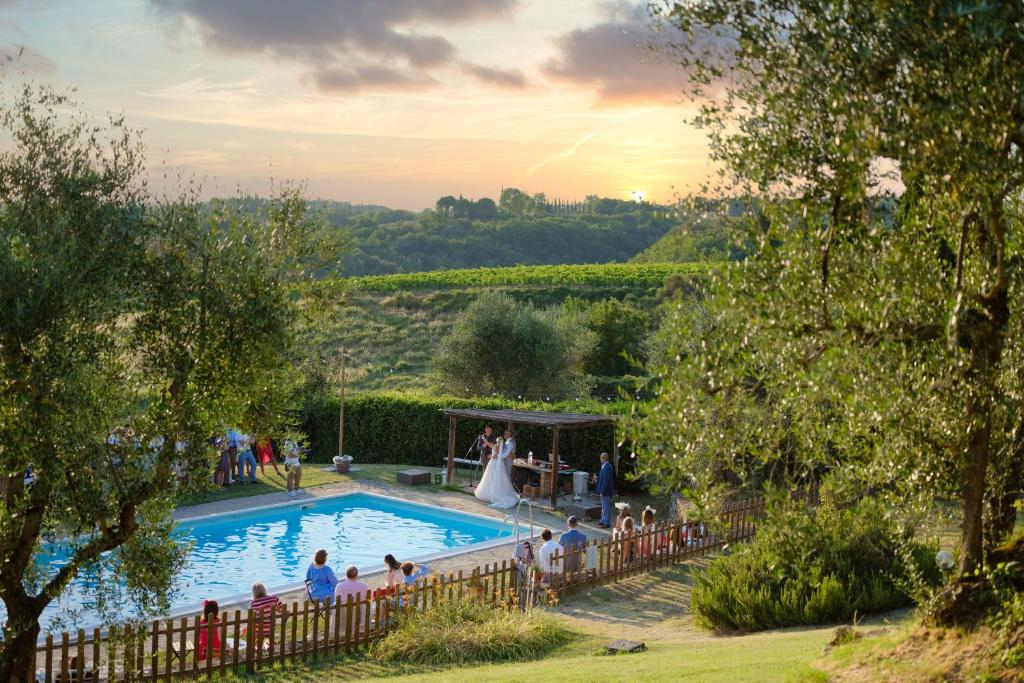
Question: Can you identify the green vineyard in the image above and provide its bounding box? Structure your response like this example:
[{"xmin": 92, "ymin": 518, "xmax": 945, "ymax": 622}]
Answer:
[{"xmin": 345, "ymin": 262, "xmax": 716, "ymax": 292}]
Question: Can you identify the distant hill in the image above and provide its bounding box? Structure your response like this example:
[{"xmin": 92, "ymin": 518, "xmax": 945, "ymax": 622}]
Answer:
[{"xmin": 325, "ymin": 203, "xmax": 679, "ymax": 276}]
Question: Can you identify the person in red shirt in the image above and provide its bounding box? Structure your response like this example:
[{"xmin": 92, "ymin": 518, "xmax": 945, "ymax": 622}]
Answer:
[
  {"xmin": 198, "ymin": 599, "xmax": 222, "ymax": 661},
  {"xmin": 255, "ymin": 436, "xmax": 283, "ymax": 478}
]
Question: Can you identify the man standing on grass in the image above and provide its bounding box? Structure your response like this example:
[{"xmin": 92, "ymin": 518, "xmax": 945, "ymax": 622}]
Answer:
[{"xmin": 597, "ymin": 452, "xmax": 615, "ymax": 528}]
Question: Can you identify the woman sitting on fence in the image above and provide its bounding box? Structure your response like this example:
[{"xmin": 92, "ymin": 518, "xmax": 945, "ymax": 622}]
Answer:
[
  {"xmin": 306, "ymin": 549, "xmax": 339, "ymax": 603},
  {"xmin": 198, "ymin": 599, "xmax": 222, "ymax": 661}
]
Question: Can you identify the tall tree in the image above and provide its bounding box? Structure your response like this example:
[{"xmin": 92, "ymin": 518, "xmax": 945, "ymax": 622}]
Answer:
[
  {"xmin": 431, "ymin": 292, "xmax": 581, "ymax": 399},
  {"xmin": 0, "ymin": 87, "xmax": 329, "ymax": 680},
  {"xmin": 499, "ymin": 187, "xmax": 533, "ymax": 215},
  {"xmin": 629, "ymin": 0, "xmax": 1024, "ymax": 618}
]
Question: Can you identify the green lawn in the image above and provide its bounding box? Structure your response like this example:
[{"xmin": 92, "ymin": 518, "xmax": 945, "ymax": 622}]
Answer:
[
  {"xmin": 177, "ymin": 463, "xmax": 452, "ymax": 507},
  {"xmin": 203, "ymin": 563, "xmax": 893, "ymax": 683}
]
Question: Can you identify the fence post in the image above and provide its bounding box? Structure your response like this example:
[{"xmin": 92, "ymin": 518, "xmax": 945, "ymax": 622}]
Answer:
[
  {"xmin": 345, "ymin": 594, "xmax": 354, "ymax": 654},
  {"xmin": 312, "ymin": 597, "xmax": 321, "ymax": 658},
  {"xmin": 205, "ymin": 618, "xmax": 215, "ymax": 677}
]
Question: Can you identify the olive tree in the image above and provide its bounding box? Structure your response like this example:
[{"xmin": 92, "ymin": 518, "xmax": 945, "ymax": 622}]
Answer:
[
  {"xmin": 432, "ymin": 291, "xmax": 590, "ymax": 399},
  {"xmin": 629, "ymin": 0, "xmax": 1024, "ymax": 619},
  {"xmin": 0, "ymin": 86, "xmax": 328, "ymax": 679}
]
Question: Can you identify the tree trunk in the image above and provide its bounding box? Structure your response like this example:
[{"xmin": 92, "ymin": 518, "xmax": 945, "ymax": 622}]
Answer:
[
  {"xmin": 959, "ymin": 392, "xmax": 991, "ymax": 576},
  {"xmin": 0, "ymin": 600, "xmax": 43, "ymax": 683}
]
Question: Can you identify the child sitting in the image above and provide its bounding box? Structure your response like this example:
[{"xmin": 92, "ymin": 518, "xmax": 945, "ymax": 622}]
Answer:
[{"xmin": 198, "ymin": 599, "xmax": 222, "ymax": 661}]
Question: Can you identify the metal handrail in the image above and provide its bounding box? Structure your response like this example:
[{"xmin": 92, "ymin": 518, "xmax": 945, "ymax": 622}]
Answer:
[{"xmin": 506, "ymin": 496, "xmax": 535, "ymax": 543}]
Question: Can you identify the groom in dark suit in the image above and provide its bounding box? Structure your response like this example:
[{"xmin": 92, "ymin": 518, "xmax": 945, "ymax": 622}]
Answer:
[{"xmin": 597, "ymin": 452, "xmax": 615, "ymax": 528}]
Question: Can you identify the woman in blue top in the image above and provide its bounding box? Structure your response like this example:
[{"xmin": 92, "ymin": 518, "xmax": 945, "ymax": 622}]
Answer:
[{"xmin": 306, "ymin": 549, "xmax": 339, "ymax": 603}]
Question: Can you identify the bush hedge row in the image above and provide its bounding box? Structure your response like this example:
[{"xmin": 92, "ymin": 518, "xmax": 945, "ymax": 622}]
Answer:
[{"xmin": 300, "ymin": 391, "xmax": 637, "ymax": 484}]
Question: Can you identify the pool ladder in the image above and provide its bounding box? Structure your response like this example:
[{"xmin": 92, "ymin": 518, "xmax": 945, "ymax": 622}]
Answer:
[{"xmin": 506, "ymin": 496, "xmax": 535, "ymax": 543}]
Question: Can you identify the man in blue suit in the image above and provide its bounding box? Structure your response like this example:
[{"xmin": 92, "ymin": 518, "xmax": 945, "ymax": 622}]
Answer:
[
  {"xmin": 558, "ymin": 516, "xmax": 587, "ymax": 573},
  {"xmin": 597, "ymin": 452, "xmax": 615, "ymax": 528}
]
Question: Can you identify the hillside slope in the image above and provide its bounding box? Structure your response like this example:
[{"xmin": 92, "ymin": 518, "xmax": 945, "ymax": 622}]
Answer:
[{"xmin": 299, "ymin": 263, "xmax": 709, "ymax": 393}]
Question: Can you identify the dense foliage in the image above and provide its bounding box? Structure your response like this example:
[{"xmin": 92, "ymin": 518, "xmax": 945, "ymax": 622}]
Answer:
[
  {"xmin": 572, "ymin": 298, "xmax": 650, "ymax": 377},
  {"xmin": 431, "ymin": 292, "xmax": 594, "ymax": 400},
  {"xmin": 692, "ymin": 496, "xmax": 940, "ymax": 631},
  {"xmin": 299, "ymin": 392, "xmax": 631, "ymax": 484},
  {"xmin": 628, "ymin": 0, "xmax": 1024, "ymax": 626},
  {"xmin": 372, "ymin": 598, "xmax": 570, "ymax": 665},
  {"xmin": 346, "ymin": 262, "xmax": 711, "ymax": 292},
  {"xmin": 339, "ymin": 209, "xmax": 678, "ymax": 275},
  {"xmin": 0, "ymin": 88, "xmax": 327, "ymax": 679}
]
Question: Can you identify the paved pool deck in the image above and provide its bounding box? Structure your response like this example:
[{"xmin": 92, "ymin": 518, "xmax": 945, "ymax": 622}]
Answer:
[{"xmin": 172, "ymin": 474, "xmax": 612, "ymax": 613}]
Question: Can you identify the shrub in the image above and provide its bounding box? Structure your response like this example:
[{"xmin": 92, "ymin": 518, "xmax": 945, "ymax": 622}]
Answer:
[
  {"xmin": 432, "ymin": 292, "xmax": 578, "ymax": 399},
  {"xmin": 692, "ymin": 496, "xmax": 941, "ymax": 631},
  {"xmin": 372, "ymin": 599, "xmax": 571, "ymax": 665}
]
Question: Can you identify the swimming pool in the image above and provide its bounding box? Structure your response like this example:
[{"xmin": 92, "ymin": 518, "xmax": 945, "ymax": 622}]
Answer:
[{"xmin": 23, "ymin": 492, "xmax": 518, "ymax": 630}]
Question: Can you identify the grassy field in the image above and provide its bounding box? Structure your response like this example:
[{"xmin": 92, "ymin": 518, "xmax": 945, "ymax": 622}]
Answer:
[{"xmin": 206, "ymin": 562, "xmax": 911, "ymax": 683}]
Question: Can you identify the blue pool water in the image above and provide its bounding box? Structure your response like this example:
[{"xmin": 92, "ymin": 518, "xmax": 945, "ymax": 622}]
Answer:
[{"xmin": 23, "ymin": 493, "xmax": 514, "ymax": 630}]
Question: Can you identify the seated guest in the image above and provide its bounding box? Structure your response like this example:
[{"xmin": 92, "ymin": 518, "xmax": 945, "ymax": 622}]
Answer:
[
  {"xmin": 640, "ymin": 506, "xmax": 658, "ymax": 558},
  {"xmin": 513, "ymin": 539, "xmax": 535, "ymax": 571},
  {"xmin": 558, "ymin": 516, "xmax": 587, "ymax": 573},
  {"xmin": 538, "ymin": 528, "xmax": 561, "ymax": 581},
  {"xmin": 245, "ymin": 581, "xmax": 282, "ymax": 640},
  {"xmin": 383, "ymin": 554, "xmax": 403, "ymax": 589},
  {"xmin": 614, "ymin": 503, "xmax": 632, "ymax": 534},
  {"xmin": 619, "ymin": 517, "xmax": 638, "ymax": 564},
  {"xmin": 398, "ymin": 560, "xmax": 430, "ymax": 607},
  {"xmin": 305, "ymin": 549, "xmax": 339, "ymax": 603},
  {"xmin": 197, "ymin": 599, "xmax": 222, "ymax": 661},
  {"xmin": 400, "ymin": 560, "xmax": 430, "ymax": 586},
  {"xmin": 335, "ymin": 565, "xmax": 371, "ymax": 603}
]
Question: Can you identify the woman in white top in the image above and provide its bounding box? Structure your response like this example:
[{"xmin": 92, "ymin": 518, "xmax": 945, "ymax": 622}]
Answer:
[{"xmin": 284, "ymin": 440, "xmax": 302, "ymax": 497}]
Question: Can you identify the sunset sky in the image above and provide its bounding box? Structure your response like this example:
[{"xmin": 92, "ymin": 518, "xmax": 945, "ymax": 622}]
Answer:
[{"xmin": 0, "ymin": 1, "xmax": 712, "ymax": 209}]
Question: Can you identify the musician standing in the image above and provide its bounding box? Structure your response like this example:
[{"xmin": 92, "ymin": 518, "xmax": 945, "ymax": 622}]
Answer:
[{"xmin": 479, "ymin": 425, "xmax": 497, "ymax": 467}]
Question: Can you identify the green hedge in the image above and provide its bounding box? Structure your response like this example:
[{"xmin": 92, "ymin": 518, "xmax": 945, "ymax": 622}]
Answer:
[{"xmin": 300, "ymin": 391, "xmax": 637, "ymax": 485}]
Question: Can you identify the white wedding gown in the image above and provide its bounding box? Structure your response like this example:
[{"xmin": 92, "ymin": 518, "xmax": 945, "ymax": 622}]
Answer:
[{"xmin": 474, "ymin": 452, "xmax": 519, "ymax": 509}]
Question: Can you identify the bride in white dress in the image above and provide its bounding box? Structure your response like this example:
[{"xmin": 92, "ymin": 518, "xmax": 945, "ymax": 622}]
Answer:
[{"xmin": 474, "ymin": 433, "xmax": 520, "ymax": 509}]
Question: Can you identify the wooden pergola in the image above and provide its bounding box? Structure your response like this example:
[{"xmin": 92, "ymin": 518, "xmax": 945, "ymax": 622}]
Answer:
[{"xmin": 441, "ymin": 407, "xmax": 618, "ymax": 508}]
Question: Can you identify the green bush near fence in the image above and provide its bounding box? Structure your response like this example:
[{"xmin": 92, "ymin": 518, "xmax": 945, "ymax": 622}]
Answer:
[
  {"xmin": 300, "ymin": 391, "xmax": 637, "ymax": 486},
  {"xmin": 691, "ymin": 496, "xmax": 941, "ymax": 632},
  {"xmin": 372, "ymin": 598, "xmax": 571, "ymax": 665}
]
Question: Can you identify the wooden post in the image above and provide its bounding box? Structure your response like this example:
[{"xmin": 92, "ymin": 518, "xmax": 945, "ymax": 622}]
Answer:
[
  {"xmin": 612, "ymin": 434, "xmax": 620, "ymax": 478},
  {"xmin": 446, "ymin": 414, "xmax": 457, "ymax": 485},
  {"xmin": 550, "ymin": 427, "xmax": 560, "ymax": 509},
  {"xmin": 338, "ymin": 347, "xmax": 346, "ymax": 459}
]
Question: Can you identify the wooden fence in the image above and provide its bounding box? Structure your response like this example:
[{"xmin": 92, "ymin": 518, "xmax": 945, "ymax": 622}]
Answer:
[{"xmin": 30, "ymin": 496, "xmax": 763, "ymax": 682}]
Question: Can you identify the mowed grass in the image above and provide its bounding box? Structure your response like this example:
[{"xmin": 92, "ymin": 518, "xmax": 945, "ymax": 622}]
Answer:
[
  {"xmin": 212, "ymin": 564, "xmax": 875, "ymax": 683},
  {"xmin": 178, "ymin": 463, "xmax": 450, "ymax": 506}
]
